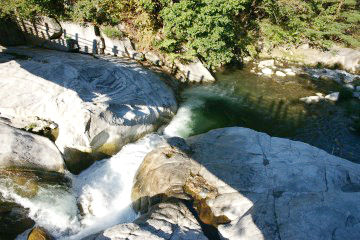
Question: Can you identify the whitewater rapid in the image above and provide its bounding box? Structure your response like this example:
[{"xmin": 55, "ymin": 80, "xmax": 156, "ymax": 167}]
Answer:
[
  {"xmin": 1, "ymin": 134, "xmax": 167, "ymax": 239},
  {"xmin": 163, "ymin": 84, "xmax": 237, "ymax": 138},
  {"xmin": 4, "ymin": 85, "xmax": 235, "ymax": 239}
]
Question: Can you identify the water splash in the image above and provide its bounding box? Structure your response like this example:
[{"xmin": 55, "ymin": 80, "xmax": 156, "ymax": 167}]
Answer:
[{"xmin": 5, "ymin": 134, "xmax": 167, "ymax": 239}]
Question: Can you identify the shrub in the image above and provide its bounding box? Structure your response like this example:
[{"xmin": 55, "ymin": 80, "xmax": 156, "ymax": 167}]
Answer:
[
  {"xmin": 0, "ymin": 0, "xmax": 66, "ymax": 20},
  {"xmin": 102, "ymin": 26, "xmax": 124, "ymax": 39},
  {"xmin": 157, "ymin": 0, "xmax": 247, "ymax": 69},
  {"xmin": 1, "ymin": 0, "xmax": 359, "ymax": 69}
]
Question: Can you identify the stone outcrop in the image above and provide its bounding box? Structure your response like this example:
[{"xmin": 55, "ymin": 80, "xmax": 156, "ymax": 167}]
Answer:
[
  {"xmin": 132, "ymin": 127, "xmax": 360, "ymax": 240},
  {"xmin": 0, "ymin": 123, "xmax": 65, "ymax": 173},
  {"xmin": 85, "ymin": 199, "xmax": 207, "ymax": 240},
  {"xmin": 0, "ymin": 115, "xmax": 59, "ymax": 142},
  {"xmin": 0, "ymin": 47, "xmax": 176, "ymax": 173},
  {"xmin": 260, "ymin": 45, "xmax": 360, "ymax": 74},
  {"xmin": 174, "ymin": 59, "xmax": 215, "ymax": 83}
]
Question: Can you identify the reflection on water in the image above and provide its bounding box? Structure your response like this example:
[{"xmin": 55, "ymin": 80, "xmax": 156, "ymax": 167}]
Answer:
[{"xmin": 165, "ymin": 65, "xmax": 360, "ymax": 163}]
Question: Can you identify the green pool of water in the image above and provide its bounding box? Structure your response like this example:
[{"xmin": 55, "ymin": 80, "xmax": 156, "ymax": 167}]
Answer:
[{"xmin": 165, "ymin": 65, "xmax": 360, "ymax": 162}]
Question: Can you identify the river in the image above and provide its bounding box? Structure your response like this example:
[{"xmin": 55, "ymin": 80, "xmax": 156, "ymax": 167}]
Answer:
[{"xmin": 3, "ymin": 64, "xmax": 360, "ymax": 239}]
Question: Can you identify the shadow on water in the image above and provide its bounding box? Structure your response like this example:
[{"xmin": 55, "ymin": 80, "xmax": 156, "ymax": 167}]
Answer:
[{"xmin": 178, "ymin": 66, "xmax": 360, "ymax": 163}]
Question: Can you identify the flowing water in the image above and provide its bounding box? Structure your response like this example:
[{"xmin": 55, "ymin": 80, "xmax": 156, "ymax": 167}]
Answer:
[
  {"xmin": 2, "ymin": 65, "xmax": 360, "ymax": 239},
  {"xmin": 1, "ymin": 134, "xmax": 167, "ymax": 239}
]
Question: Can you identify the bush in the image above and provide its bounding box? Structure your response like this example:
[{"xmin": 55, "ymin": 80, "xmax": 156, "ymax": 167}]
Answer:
[
  {"xmin": 0, "ymin": 0, "xmax": 66, "ymax": 20},
  {"xmin": 102, "ymin": 26, "xmax": 124, "ymax": 39},
  {"xmin": 157, "ymin": 0, "xmax": 247, "ymax": 69},
  {"xmin": 2, "ymin": 0, "xmax": 359, "ymax": 69}
]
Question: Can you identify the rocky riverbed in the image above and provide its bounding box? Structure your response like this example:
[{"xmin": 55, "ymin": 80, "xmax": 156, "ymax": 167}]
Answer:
[{"xmin": 1, "ymin": 46, "xmax": 360, "ymax": 240}]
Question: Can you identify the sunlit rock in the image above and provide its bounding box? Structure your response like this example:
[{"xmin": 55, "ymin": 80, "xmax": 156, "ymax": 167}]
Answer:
[
  {"xmin": 175, "ymin": 59, "xmax": 215, "ymax": 83},
  {"xmin": 275, "ymin": 71, "xmax": 286, "ymax": 77},
  {"xmin": 0, "ymin": 123, "xmax": 65, "ymax": 173},
  {"xmin": 144, "ymin": 51, "xmax": 163, "ymax": 66},
  {"xmin": 284, "ymin": 68, "xmax": 296, "ymax": 76},
  {"xmin": 325, "ymin": 92, "xmax": 339, "ymax": 102},
  {"xmin": 89, "ymin": 199, "xmax": 207, "ymax": 240},
  {"xmin": 261, "ymin": 67, "xmax": 273, "ymax": 75},
  {"xmin": 27, "ymin": 227, "xmax": 53, "ymax": 240},
  {"xmin": 133, "ymin": 127, "xmax": 360, "ymax": 240},
  {"xmin": 0, "ymin": 115, "xmax": 59, "ymax": 142},
  {"xmin": 0, "ymin": 47, "xmax": 176, "ymax": 173},
  {"xmin": 299, "ymin": 95, "xmax": 323, "ymax": 104},
  {"xmin": 258, "ymin": 59, "xmax": 275, "ymax": 68},
  {"xmin": 260, "ymin": 46, "xmax": 360, "ymax": 74}
]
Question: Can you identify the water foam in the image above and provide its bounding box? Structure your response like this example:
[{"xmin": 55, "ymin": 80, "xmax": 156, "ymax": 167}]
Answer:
[
  {"xmin": 164, "ymin": 85, "xmax": 237, "ymax": 138},
  {"xmin": 69, "ymin": 133, "xmax": 167, "ymax": 239},
  {"xmin": 0, "ymin": 177, "xmax": 80, "ymax": 239},
  {"xmin": 6, "ymin": 134, "xmax": 167, "ymax": 239}
]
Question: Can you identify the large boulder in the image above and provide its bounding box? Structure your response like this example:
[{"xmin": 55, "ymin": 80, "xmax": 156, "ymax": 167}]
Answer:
[
  {"xmin": 87, "ymin": 199, "xmax": 207, "ymax": 240},
  {"xmin": 0, "ymin": 47, "xmax": 177, "ymax": 173},
  {"xmin": 260, "ymin": 45, "xmax": 360, "ymax": 74},
  {"xmin": 133, "ymin": 127, "xmax": 360, "ymax": 240},
  {"xmin": 175, "ymin": 59, "xmax": 215, "ymax": 83},
  {"xmin": 0, "ymin": 123, "xmax": 65, "ymax": 173}
]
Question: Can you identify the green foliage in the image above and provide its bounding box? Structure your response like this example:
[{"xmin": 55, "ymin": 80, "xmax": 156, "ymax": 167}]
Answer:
[
  {"xmin": 0, "ymin": 0, "xmax": 66, "ymax": 19},
  {"xmin": 157, "ymin": 0, "xmax": 247, "ymax": 69},
  {"xmin": 102, "ymin": 26, "xmax": 125, "ymax": 39},
  {"xmin": 258, "ymin": 0, "xmax": 360, "ymax": 49},
  {"xmin": 1, "ymin": 0, "xmax": 359, "ymax": 69},
  {"xmin": 70, "ymin": 0, "xmax": 136, "ymax": 25}
]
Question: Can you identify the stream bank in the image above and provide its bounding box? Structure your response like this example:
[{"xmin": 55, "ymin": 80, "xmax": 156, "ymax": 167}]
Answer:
[{"xmin": 0, "ymin": 44, "xmax": 359, "ymax": 239}]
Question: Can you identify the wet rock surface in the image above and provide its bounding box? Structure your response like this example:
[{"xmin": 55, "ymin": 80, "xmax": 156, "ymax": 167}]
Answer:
[
  {"xmin": 27, "ymin": 227, "xmax": 53, "ymax": 240},
  {"xmin": 0, "ymin": 197, "xmax": 35, "ymax": 240},
  {"xmin": 132, "ymin": 127, "xmax": 360, "ymax": 240}
]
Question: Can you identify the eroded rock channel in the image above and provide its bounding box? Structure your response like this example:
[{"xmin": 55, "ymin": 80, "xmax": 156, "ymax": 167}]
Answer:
[{"xmin": 1, "ymin": 46, "xmax": 360, "ymax": 240}]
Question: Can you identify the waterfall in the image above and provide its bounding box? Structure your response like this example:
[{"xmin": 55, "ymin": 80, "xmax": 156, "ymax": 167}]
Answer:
[{"xmin": 7, "ymin": 134, "xmax": 167, "ymax": 239}]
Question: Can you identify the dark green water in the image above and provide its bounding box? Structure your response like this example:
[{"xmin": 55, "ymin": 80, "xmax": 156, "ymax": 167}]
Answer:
[{"xmin": 164, "ymin": 65, "xmax": 360, "ymax": 162}]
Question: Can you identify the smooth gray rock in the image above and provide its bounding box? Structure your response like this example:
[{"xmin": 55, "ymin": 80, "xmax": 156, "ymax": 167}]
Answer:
[
  {"xmin": 261, "ymin": 67, "xmax": 273, "ymax": 75},
  {"xmin": 261, "ymin": 46, "xmax": 360, "ymax": 74},
  {"xmin": 188, "ymin": 128, "xmax": 360, "ymax": 240},
  {"xmin": 0, "ymin": 47, "xmax": 177, "ymax": 167},
  {"xmin": 145, "ymin": 51, "xmax": 163, "ymax": 66},
  {"xmin": 175, "ymin": 59, "xmax": 215, "ymax": 83},
  {"xmin": 89, "ymin": 200, "xmax": 207, "ymax": 240},
  {"xmin": 258, "ymin": 59, "xmax": 275, "ymax": 68},
  {"xmin": 0, "ymin": 123, "xmax": 65, "ymax": 173},
  {"xmin": 133, "ymin": 127, "xmax": 360, "ymax": 240}
]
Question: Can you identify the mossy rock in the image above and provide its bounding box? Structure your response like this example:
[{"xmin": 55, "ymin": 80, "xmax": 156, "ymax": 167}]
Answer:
[
  {"xmin": 28, "ymin": 227, "xmax": 53, "ymax": 240},
  {"xmin": 13, "ymin": 176, "xmax": 39, "ymax": 198}
]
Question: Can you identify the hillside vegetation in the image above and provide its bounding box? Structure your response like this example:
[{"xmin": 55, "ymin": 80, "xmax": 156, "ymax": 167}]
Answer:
[{"xmin": 1, "ymin": 0, "xmax": 359, "ymax": 69}]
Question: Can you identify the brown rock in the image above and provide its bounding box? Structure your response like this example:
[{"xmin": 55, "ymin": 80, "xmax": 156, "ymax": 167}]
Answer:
[{"xmin": 28, "ymin": 227, "xmax": 52, "ymax": 240}]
